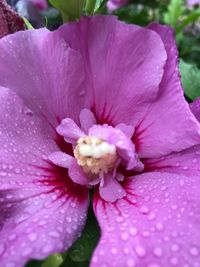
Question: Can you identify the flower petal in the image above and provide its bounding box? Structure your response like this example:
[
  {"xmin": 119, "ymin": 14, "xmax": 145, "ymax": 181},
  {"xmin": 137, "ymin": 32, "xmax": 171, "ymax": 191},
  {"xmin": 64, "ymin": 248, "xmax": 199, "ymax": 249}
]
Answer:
[
  {"xmin": 99, "ymin": 173, "xmax": 126, "ymax": 202},
  {"xmin": 79, "ymin": 108, "xmax": 97, "ymax": 133},
  {"xmin": 56, "ymin": 118, "xmax": 86, "ymax": 144},
  {"xmin": 48, "ymin": 151, "xmax": 73, "ymax": 168},
  {"xmin": 68, "ymin": 159, "xmax": 90, "ymax": 185},
  {"xmin": 0, "ymin": 88, "xmax": 89, "ymax": 266},
  {"xmin": 58, "ymin": 16, "xmax": 167, "ymax": 125},
  {"xmin": 89, "ymin": 124, "xmax": 137, "ymax": 170},
  {"xmin": 190, "ymin": 97, "xmax": 200, "ymax": 121},
  {"xmin": 133, "ymin": 24, "xmax": 200, "ymax": 158},
  {"xmin": 145, "ymin": 144, "xmax": 200, "ymax": 177},
  {"xmin": 0, "ymin": 28, "xmax": 85, "ymax": 127},
  {"xmin": 92, "ymin": 172, "xmax": 200, "ymax": 267}
]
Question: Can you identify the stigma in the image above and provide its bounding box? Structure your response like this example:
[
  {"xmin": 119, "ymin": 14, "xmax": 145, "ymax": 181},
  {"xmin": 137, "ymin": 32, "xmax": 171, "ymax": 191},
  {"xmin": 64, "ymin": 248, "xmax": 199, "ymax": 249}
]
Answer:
[{"xmin": 74, "ymin": 136, "xmax": 117, "ymax": 175}]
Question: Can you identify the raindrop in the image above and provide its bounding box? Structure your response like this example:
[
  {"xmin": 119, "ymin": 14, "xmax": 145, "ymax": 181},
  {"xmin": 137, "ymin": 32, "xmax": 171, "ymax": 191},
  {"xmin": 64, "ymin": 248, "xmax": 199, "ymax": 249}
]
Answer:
[
  {"xmin": 135, "ymin": 245, "xmax": 146, "ymax": 257},
  {"xmin": 126, "ymin": 259, "xmax": 136, "ymax": 267},
  {"xmin": 129, "ymin": 227, "xmax": 138, "ymax": 236},
  {"xmin": 190, "ymin": 246, "xmax": 199, "ymax": 256},
  {"xmin": 153, "ymin": 247, "xmax": 163, "ymax": 257},
  {"xmin": 111, "ymin": 248, "xmax": 117, "ymax": 254},
  {"xmin": 48, "ymin": 231, "xmax": 60, "ymax": 238},
  {"xmin": 28, "ymin": 233, "xmax": 37, "ymax": 242},
  {"xmin": 22, "ymin": 247, "xmax": 32, "ymax": 257},
  {"xmin": 171, "ymin": 244, "xmax": 179, "ymax": 252},
  {"xmin": 155, "ymin": 222, "xmax": 164, "ymax": 232},
  {"xmin": 140, "ymin": 205, "xmax": 149, "ymax": 214},
  {"xmin": 121, "ymin": 232, "xmax": 129, "ymax": 241}
]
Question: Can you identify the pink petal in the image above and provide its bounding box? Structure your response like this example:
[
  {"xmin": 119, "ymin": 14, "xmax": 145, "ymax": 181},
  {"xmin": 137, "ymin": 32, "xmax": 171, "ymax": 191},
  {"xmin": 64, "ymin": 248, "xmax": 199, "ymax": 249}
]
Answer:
[
  {"xmin": 89, "ymin": 125, "xmax": 137, "ymax": 170},
  {"xmin": 0, "ymin": 28, "xmax": 85, "ymax": 128},
  {"xmin": 79, "ymin": 108, "xmax": 97, "ymax": 133},
  {"xmin": 133, "ymin": 24, "xmax": 200, "ymax": 158},
  {"xmin": 145, "ymin": 144, "xmax": 200, "ymax": 177},
  {"xmin": 56, "ymin": 118, "xmax": 86, "ymax": 144},
  {"xmin": 48, "ymin": 151, "xmax": 73, "ymax": 168},
  {"xmin": 0, "ymin": 181, "xmax": 88, "ymax": 267},
  {"xmin": 99, "ymin": 173, "xmax": 126, "ymax": 202},
  {"xmin": 190, "ymin": 97, "xmax": 200, "ymax": 121},
  {"xmin": 116, "ymin": 123, "xmax": 134, "ymax": 139},
  {"xmin": 107, "ymin": 0, "xmax": 129, "ymax": 12},
  {"xmin": 92, "ymin": 172, "xmax": 200, "ymax": 267},
  {"xmin": 30, "ymin": 0, "xmax": 48, "ymax": 10},
  {"xmin": 0, "ymin": 88, "xmax": 89, "ymax": 266},
  {"xmin": 68, "ymin": 159, "xmax": 90, "ymax": 185},
  {"xmin": 58, "ymin": 16, "xmax": 167, "ymax": 125}
]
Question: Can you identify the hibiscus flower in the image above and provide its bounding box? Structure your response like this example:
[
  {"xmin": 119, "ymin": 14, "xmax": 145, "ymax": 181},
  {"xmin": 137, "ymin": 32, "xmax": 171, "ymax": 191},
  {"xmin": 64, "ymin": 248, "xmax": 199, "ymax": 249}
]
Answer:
[{"xmin": 0, "ymin": 16, "xmax": 200, "ymax": 267}]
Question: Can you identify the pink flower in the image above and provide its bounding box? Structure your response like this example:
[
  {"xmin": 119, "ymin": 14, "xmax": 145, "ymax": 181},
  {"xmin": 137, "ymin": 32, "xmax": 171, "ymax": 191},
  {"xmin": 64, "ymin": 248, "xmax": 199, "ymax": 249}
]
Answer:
[
  {"xmin": 107, "ymin": 0, "xmax": 129, "ymax": 11},
  {"xmin": 29, "ymin": 0, "xmax": 48, "ymax": 10},
  {"xmin": 187, "ymin": 0, "xmax": 200, "ymax": 7},
  {"xmin": 0, "ymin": 16, "xmax": 200, "ymax": 267}
]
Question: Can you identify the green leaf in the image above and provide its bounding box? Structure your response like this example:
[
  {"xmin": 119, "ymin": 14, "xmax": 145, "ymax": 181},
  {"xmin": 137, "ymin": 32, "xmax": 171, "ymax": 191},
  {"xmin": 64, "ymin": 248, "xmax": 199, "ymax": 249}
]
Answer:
[
  {"xmin": 179, "ymin": 60, "xmax": 200, "ymax": 100},
  {"xmin": 163, "ymin": 0, "xmax": 184, "ymax": 27},
  {"xmin": 22, "ymin": 17, "xmax": 34, "ymax": 29},
  {"xmin": 176, "ymin": 9, "xmax": 200, "ymax": 34},
  {"xmin": 49, "ymin": 0, "xmax": 86, "ymax": 22},
  {"xmin": 94, "ymin": 0, "xmax": 108, "ymax": 12},
  {"xmin": 68, "ymin": 207, "xmax": 100, "ymax": 262},
  {"xmin": 42, "ymin": 254, "xmax": 63, "ymax": 267}
]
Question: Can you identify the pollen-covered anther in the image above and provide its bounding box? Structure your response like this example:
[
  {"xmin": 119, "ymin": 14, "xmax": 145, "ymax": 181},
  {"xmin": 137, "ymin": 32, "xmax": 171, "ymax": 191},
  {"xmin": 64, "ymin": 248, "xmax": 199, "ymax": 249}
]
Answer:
[{"xmin": 74, "ymin": 136, "xmax": 117, "ymax": 175}]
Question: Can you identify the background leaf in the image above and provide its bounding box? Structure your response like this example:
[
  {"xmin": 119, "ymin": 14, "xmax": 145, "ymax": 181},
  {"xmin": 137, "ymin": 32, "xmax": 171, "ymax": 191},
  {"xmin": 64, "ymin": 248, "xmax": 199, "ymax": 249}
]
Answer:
[{"xmin": 179, "ymin": 60, "xmax": 200, "ymax": 100}]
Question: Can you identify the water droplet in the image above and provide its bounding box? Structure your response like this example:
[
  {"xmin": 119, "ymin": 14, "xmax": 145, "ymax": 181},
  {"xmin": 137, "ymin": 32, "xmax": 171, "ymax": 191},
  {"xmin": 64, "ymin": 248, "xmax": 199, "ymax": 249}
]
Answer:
[
  {"xmin": 70, "ymin": 202, "xmax": 76, "ymax": 208},
  {"xmin": 153, "ymin": 247, "xmax": 163, "ymax": 257},
  {"xmin": 129, "ymin": 227, "xmax": 138, "ymax": 236},
  {"xmin": 155, "ymin": 222, "xmax": 164, "ymax": 231},
  {"xmin": 42, "ymin": 244, "xmax": 53, "ymax": 253},
  {"xmin": 140, "ymin": 205, "xmax": 149, "ymax": 214},
  {"xmin": 170, "ymin": 257, "xmax": 178, "ymax": 265},
  {"xmin": 48, "ymin": 231, "xmax": 60, "ymax": 238},
  {"xmin": 66, "ymin": 217, "xmax": 72, "ymax": 223},
  {"xmin": 121, "ymin": 232, "xmax": 129, "ymax": 241},
  {"xmin": 135, "ymin": 245, "xmax": 146, "ymax": 257},
  {"xmin": 22, "ymin": 247, "xmax": 32, "ymax": 257},
  {"xmin": 190, "ymin": 246, "xmax": 199, "ymax": 256},
  {"xmin": 171, "ymin": 244, "xmax": 179, "ymax": 252},
  {"xmin": 111, "ymin": 248, "xmax": 117, "ymax": 254},
  {"xmin": 28, "ymin": 233, "xmax": 37, "ymax": 242},
  {"xmin": 148, "ymin": 212, "xmax": 156, "ymax": 221},
  {"xmin": 126, "ymin": 258, "xmax": 135, "ymax": 267}
]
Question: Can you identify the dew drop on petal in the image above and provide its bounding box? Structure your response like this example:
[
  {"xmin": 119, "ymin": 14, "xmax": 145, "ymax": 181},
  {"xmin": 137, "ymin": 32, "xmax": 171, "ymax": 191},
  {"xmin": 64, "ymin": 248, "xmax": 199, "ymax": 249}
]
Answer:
[
  {"xmin": 28, "ymin": 233, "xmax": 37, "ymax": 242},
  {"xmin": 189, "ymin": 246, "xmax": 199, "ymax": 256},
  {"xmin": 135, "ymin": 245, "xmax": 146, "ymax": 257},
  {"xmin": 126, "ymin": 258, "xmax": 136, "ymax": 267}
]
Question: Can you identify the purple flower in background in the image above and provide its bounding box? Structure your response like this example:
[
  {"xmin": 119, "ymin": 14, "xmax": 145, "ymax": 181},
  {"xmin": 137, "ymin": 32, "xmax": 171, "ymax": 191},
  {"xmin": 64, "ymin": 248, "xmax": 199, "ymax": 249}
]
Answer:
[
  {"xmin": 187, "ymin": 0, "xmax": 200, "ymax": 7},
  {"xmin": 0, "ymin": 0, "xmax": 24, "ymax": 38},
  {"xmin": 107, "ymin": 0, "xmax": 129, "ymax": 11},
  {"xmin": 7, "ymin": 0, "xmax": 47, "ymax": 28},
  {"xmin": 28, "ymin": 0, "xmax": 47, "ymax": 10},
  {"xmin": 0, "ymin": 16, "xmax": 200, "ymax": 267}
]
